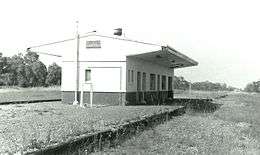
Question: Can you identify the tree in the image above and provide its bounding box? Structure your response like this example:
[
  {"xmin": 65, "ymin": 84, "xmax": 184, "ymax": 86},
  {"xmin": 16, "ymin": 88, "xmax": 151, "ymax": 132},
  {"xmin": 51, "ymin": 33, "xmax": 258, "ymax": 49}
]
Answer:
[
  {"xmin": 31, "ymin": 61, "xmax": 47, "ymax": 86},
  {"xmin": 245, "ymin": 83, "xmax": 256, "ymax": 92},
  {"xmin": 0, "ymin": 55, "xmax": 13, "ymax": 86},
  {"xmin": 24, "ymin": 64, "xmax": 36, "ymax": 87},
  {"xmin": 0, "ymin": 73, "xmax": 15, "ymax": 86},
  {"xmin": 24, "ymin": 51, "xmax": 39, "ymax": 63},
  {"xmin": 0, "ymin": 53, "xmax": 8, "ymax": 74},
  {"xmin": 45, "ymin": 63, "xmax": 61, "ymax": 86},
  {"xmin": 0, "ymin": 51, "xmax": 49, "ymax": 87},
  {"xmin": 244, "ymin": 81, "xmax": 260, "ymax": 92},
  {"xmin": 24, "ymin": 52, "xmax": 47, "ymax": 87},
  {"xmin": 191, "ymin": 81, "xmax": 234, "ymax": 91},
  {"xmin": 173, "ymin": 76, "xmax": 190, "ymax": 90},
  {"xmin": 7, "ymin": 53, "xmax": 25, "ymax": 86},
  {"xmin": 16, "ymin": 64, "xmax": 29, "ymax": 87}
]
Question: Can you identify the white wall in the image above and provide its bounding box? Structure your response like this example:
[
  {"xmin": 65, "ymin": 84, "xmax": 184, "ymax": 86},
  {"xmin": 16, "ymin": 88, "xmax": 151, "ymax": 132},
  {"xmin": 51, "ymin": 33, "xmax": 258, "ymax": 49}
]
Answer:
[
  {"xmin": 60, "ymin": 34, "xmax": 161, "ymax": 92},
  {"xmin": 75, "ymin": 35, "xmax": 162, "ymax": 62},
  {"xmin": 126, "ymin": 57, "xmax": 174, "ymax": 92},
  {"xmin": 31, "ymin": 34, "xmax": 162, "ymax": 93},
  {"xmin": 62, "ymin": 61, "xmax": 126, "ymax": 92},
  {"xmin": 62, "ymin": 56, "xmax": 174, "ymax": 93}
]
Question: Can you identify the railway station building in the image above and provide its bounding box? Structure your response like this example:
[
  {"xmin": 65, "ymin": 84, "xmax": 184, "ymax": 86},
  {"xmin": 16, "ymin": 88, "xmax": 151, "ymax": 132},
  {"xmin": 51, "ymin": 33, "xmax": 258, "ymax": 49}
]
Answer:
[{"xmin": 31, "ymin": 32, "xmax": 198, "ymax": 105}]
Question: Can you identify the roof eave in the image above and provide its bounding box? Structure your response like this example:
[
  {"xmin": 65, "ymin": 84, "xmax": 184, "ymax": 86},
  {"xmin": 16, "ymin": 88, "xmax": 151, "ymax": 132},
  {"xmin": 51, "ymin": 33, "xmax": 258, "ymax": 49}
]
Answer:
[{"xmin": 165, "ymin": 45, "xmax": 198, "ymax": 67}]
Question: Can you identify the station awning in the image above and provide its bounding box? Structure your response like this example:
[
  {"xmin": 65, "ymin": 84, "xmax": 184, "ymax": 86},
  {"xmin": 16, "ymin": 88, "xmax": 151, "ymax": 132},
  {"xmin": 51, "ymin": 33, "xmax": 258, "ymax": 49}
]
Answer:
[{"xmin": 127, "ymin": 45, "xmax": 198, "ymax": 69}]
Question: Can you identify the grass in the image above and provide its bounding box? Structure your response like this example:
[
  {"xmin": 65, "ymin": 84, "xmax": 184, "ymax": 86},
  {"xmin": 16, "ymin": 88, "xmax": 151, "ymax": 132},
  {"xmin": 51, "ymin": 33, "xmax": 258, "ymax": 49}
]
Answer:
[
  {"xmin": 0, "ymin": 86, "xmax": 61, "ymax": 103},
  {"xmin": 213, "ymin": 93, "xmax": 260, "ymax": 143},
  {"xmin": 0, "ymin": 102, "xmax": 181, "ymax": 154},
  {"xmin": 0, "ymin": 86, "xmax": 61, "ymax": 91},
  {"xmin": 99, "ymin": 91, "xmax": 260, "ymax": 154}
]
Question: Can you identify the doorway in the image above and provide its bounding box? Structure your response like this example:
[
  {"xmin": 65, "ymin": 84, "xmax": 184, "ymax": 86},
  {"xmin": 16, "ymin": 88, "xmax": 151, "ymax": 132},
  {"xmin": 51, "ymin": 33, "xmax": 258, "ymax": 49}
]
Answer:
[
  {"xmin": 168, "ymin": 76, "xmax": 173, "ymax": 98},
  {"xmin": 157, "ymin": 74, "xmax": 160, "ymax": 104},
  {"xmin": 136, "ymin": 71, "xmax": 141, "ymax": 103}
]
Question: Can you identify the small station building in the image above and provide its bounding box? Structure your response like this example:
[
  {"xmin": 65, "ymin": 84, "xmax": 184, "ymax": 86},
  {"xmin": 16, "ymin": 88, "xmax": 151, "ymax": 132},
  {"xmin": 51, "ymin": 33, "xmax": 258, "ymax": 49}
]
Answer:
[{"xmin": 30, "ymin": 32, "xmax": 198, "ymax": 105}]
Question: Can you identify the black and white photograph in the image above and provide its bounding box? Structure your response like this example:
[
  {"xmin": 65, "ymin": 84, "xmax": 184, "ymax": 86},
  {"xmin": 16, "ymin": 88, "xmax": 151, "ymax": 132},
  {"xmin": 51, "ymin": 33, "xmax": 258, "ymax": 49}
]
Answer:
[{"xmin": 0, "ymin": 0, "xmax": 260, "ymax": 154}]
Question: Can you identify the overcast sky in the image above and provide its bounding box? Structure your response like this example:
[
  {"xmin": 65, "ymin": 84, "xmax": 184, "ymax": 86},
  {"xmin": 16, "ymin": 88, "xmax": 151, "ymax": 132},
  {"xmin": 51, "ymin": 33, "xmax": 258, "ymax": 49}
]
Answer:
[{"xmin": 0, "ymin": 0, "xmax": 260, "ymax": 88}]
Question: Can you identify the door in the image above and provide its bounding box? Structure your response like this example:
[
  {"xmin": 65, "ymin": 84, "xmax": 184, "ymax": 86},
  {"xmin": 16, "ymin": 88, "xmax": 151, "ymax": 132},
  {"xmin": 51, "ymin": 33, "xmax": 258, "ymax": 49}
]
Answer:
[
  {"xmin": 168, "ymin": 76, "xmax": 173, "ymax": 98},
  {"xmin": 136, "ymin": 71, "xmax": 141, "ymax": 103},
  {"xmin": 141, "ymin": 72, "xmax": 146, "ymax": 103},
  {"xmin": 137, "ymin": 71, "xmax": 141, "ymax": 91},
  {"xmin": 157, "ymin": 74, "xmax": 160, "ymax": 104}
]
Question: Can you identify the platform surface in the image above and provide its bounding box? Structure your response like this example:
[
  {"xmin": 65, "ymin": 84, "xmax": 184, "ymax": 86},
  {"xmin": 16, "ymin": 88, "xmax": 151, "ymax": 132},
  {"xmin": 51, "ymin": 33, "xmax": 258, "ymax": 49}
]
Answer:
[{"xmin": 0, "ymin": 102, "xmax": 182, "ymax": 154}]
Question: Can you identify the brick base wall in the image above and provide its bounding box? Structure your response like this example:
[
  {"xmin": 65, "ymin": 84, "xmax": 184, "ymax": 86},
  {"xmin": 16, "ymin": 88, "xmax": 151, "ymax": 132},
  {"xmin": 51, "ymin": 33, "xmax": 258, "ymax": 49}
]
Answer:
[
  {"xmin": 62, "ymin": 91, "xmax": 173, "ymax": 106},
  {"xmin": 126, "ymin": 91, "xmax": 173, "ymax": 105},
  {"xmin": 62, "ymin": 91, "xmax": 126, "ymax": 106}
]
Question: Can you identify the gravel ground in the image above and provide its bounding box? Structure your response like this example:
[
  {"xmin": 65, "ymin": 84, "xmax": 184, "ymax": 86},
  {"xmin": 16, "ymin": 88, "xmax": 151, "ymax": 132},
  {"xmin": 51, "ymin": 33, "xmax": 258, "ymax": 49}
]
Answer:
[{"xmin": 0, "ymin": 102, "xmax": 181, "ymax": 154}]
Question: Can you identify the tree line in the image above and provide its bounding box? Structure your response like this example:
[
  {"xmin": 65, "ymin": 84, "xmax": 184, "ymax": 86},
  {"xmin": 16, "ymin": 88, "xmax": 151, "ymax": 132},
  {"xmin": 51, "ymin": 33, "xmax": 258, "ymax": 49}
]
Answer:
[
  {"xmin": 244, "ymin": 81, "xmax": 260, "ymax": 92},
  {"xmin": 0, "ymin": 52, "xmax": 61, "ymax": 87},
  {"xmin": 173, "ymin": 76, "xmax": 235, "ymax": 91},
  {"xmin": 174, "ymin": 75, "xmax": 260, "ymax": 93}
]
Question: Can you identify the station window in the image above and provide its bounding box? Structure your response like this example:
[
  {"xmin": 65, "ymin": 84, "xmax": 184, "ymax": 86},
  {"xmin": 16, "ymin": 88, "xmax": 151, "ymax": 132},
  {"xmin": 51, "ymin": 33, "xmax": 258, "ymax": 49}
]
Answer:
[
  {"xmin": 137, "ymin": 71, "xmax": 141, "ymax": 91},
  {"xmin": 85, "ymin": 69, "xmax": 91, "ymax": 82},
  {"xmin": 168, "ymin": 76, "xmax": 173, "ymax": 91},
  {"xmin": 128, "ymin": 70, "xmax": 130, "ymax": 83},
  {"xmin": 157, "ymin": 75, "xmax": 160, "ymax": 90},
  {"xmin": 150, "ymin": 74, "xmax": 156, "ymax": 90},
  {"xmin": 131, "ymin": 70, "xmax": 134, "ymax": 82},
  {"xmin": 162, "ymin": 75, "xmax": 166, "ymax": 90},
  {"xmin": 142, "ymin": 72, "xmax": 146, "ymax": 91}
]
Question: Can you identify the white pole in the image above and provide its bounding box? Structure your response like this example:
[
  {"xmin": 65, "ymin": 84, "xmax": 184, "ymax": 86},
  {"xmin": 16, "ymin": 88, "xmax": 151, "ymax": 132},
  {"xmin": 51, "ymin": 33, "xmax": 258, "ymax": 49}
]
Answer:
[
  {"xmin": 73, "ymin": 21, "xmax": 80, "ymax": 105},
  {"xmin": 80, "ymin": 83, "xmax": 84, "ymax": 107},
  {"xmin": 189, "ymin": 81, "xmax": 192, "ymax": 95},
  {"xmin": 90, "ymin": 83, "xmax": 93, "ymax": 107}
]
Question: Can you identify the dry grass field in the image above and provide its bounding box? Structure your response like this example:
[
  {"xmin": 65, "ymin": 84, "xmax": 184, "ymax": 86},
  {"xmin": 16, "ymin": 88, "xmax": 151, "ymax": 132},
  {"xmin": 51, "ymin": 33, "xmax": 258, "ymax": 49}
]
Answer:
[
  {"xmin": 0, "ymin": 86, "xmax": 61, "ymax": 103},
  {"xmin": 99, "ymin": 92, "xmax": 260, "ymax": 155},
  {"xmin": 0, "ymin": 102, "xmax": 181, "ymax": 154},
  {"xmin": 214, "ymin": 93, "xmax": 260, "ymax": 145}
]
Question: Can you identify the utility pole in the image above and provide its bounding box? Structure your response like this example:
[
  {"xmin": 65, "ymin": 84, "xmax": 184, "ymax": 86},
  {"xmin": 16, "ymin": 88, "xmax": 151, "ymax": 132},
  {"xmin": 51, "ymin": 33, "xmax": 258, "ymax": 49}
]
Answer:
[
  {"xmin": 73, "ymin": 21, "xmax": 80, "ymax": 105},
  {"xmin": 189, "ymin": 81, "xmax": 192, "ymax": 95},
  {"xmin": 72, "ymin": 21, "xmax": 96, "ymax": 106}
]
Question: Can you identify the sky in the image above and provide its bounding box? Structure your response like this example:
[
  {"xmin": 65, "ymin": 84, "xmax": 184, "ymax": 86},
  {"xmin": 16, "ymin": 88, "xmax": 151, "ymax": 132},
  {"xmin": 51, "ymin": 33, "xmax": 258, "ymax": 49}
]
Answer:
[{"xmin": 0, "ymin": 0, "xmax": 260, "ymax": 89}]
